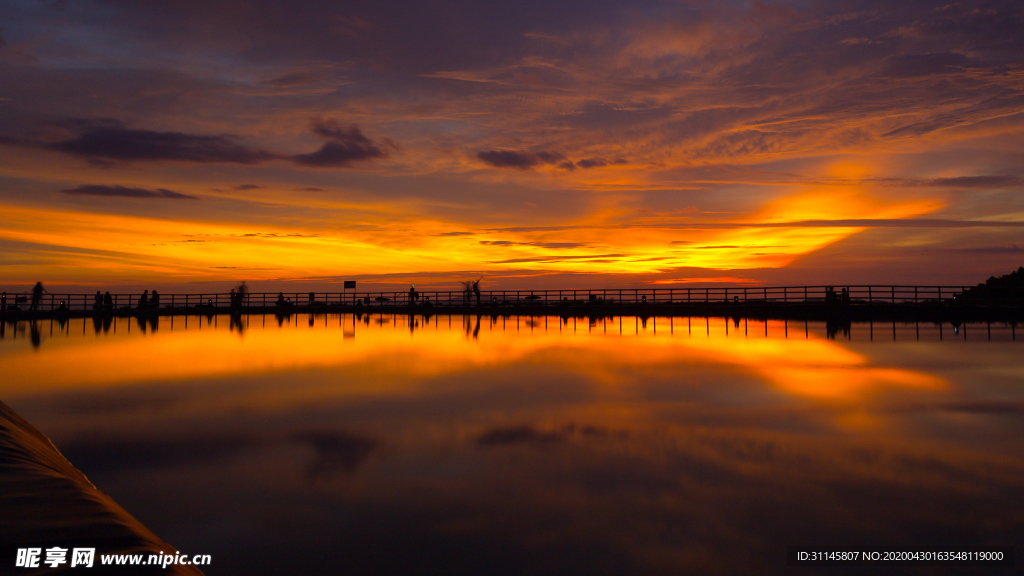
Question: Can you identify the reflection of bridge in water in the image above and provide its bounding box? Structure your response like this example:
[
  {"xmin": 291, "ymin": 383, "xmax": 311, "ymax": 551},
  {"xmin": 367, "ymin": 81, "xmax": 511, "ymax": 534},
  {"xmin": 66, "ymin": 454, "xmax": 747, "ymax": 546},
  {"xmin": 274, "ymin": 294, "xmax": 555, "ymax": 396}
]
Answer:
[{"xmin": 1, "ymin": 312, "xmax": 1018, "ymax": 351}]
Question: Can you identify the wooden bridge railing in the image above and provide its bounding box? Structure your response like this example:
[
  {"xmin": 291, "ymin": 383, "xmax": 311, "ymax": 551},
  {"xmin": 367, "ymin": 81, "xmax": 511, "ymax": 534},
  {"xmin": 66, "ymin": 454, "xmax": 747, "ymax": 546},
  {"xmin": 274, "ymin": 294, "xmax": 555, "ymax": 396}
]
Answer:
[{"xmin": 0, "ymin": 286, "xmax": 979, "ymax": 312}]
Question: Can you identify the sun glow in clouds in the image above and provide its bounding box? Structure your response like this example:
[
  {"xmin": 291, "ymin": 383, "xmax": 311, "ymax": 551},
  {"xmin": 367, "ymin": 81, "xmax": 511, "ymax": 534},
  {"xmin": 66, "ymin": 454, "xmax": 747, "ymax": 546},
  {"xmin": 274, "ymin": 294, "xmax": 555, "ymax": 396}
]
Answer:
[{"xmin": 0, "ymin": 180, "xmax": 942, "ymax": 285}]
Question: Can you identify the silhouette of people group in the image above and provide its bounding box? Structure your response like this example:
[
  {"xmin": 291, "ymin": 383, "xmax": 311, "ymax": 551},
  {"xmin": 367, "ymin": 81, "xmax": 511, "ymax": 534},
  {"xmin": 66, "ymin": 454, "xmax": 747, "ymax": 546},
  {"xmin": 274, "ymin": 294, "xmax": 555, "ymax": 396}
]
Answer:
[
  {"xmin": 136, "ymin": 289, "xmax": 161, "ymax": 310},
  {"xmin": 1, "ymin": 279, "xmax": 506, "ymax": 315},
  {"xmin": 1, "ymin": 281, "xmax": 264, "ymax": 318},
  {"xmin": 825, "ymin": 286, "xmax": 851, "ymax": 304},
  {"xmin": 90, "ymin": 291, "xmax": 115, "ymax": 310}
]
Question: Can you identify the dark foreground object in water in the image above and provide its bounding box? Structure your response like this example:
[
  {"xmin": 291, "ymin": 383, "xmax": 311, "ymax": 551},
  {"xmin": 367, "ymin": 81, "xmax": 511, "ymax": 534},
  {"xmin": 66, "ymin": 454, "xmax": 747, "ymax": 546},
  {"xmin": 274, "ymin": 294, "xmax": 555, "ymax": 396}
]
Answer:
[{"xmin": 0, "ymin": 401, "xmax": 203, "ymax": 575}]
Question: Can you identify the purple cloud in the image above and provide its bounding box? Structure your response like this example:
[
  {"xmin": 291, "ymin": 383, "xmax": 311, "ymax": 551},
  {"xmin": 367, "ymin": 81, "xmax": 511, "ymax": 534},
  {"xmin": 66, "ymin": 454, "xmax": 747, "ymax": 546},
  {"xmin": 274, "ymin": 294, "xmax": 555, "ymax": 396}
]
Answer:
[
  {"xmin": 60, "ymin": 185, "xmax": 198, "ymax": 200},
  {"xmin": 40, "ymin": 119, "xmax": 394, "ymax": 169},
  {"xmin": 477, "ymin": 149, "xmax": 566, "ymax": 170},
  {"xmin": 47, "ymin": 121, "xmax": 279, "ymax": 165},
  {"xmin": 291, "ymin": 119, "xmax": 393, "ymax": 167},
  {"xmin": 576, "ymin": 158, "xmax": 608, "ymax": 169}
]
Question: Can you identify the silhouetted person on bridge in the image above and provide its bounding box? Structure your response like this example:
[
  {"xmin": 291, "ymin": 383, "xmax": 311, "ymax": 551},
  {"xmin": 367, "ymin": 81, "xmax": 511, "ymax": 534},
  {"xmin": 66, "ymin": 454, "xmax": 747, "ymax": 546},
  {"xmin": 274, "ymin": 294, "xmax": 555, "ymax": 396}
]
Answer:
[
  {"xmin": 93, "ymin": 291, "xmax": 102, "ymax": 311},
  {"xmin": 409, "ymin": 284, "xmax": 418, "ymax": 305},
  {"xmin": 30, "ymin": 282, "xmax": 47, "ymax": 311},
  {"xmin": 151, "ymin": 290, "xmax": 160, "ymax": 309},
  {"xmin": 472, "ymin": 279, "xmax": 481, "ymax": 306},
  {"xmin": 103, "ymin": 291, "xmax": 113, "ymax": 310},
  {"xmin": 137, "ymin": 290, "xmax": 149, "ymax": 309},
  {"xmin": 825, "ymin": 286, "xmax": 838, "ymax": 303},
  {"xmin": 238, "ymin": 282, "xmax": 248, "ymax": 305}
]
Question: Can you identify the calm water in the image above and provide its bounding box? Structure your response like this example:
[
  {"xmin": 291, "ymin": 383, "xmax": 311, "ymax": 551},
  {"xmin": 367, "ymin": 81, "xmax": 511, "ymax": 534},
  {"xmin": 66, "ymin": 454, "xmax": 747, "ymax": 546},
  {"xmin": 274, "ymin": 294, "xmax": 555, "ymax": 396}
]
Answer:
[{"xmin": 2, "ymin": 314, "xmax": 1022, "ymax": 575}]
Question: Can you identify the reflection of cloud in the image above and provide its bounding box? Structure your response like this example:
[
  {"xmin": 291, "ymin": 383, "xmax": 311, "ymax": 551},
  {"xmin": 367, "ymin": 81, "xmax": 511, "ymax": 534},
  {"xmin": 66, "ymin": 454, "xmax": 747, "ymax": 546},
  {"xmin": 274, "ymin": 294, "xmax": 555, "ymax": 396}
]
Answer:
[
  {"xmin": 60, "ymin": 434, "xmax": 261, "ymax": 473},
  {"xmin": 48, "ymin": 400, "xmax": 1024, "ymax": 574},
  {"xmin": 292, "ymin": 429, "xmax": 378, "ymax": 479},
  {"xmin": 476, "ymin": 423, "xmax": 627, "ymax": 447},
  {"xmin": 477, "ymin": 425, "xmax": 565, "ymax": 447},
  {"xmin": 678, "ymin": 335, "xmax": 945, "ymax": 401},
  {"xmin": 895, "ymin": 401, "xmax": 1024, "ymax": 415}
]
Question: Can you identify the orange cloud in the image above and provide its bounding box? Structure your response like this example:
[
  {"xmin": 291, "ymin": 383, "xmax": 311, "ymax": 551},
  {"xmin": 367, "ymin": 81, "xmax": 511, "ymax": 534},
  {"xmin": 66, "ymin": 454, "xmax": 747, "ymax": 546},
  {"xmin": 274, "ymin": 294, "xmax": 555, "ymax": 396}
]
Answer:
[{"xmin": 0, "ymin": 175, "xmax": 944, "ymax": 285}]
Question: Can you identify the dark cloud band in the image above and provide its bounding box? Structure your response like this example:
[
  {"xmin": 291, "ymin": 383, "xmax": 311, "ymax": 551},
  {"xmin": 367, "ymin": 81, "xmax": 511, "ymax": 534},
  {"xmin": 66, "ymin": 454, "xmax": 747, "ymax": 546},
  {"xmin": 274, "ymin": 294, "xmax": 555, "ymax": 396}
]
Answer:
[
  {"xmin": 47, "ymin": 122, "xmax": 279, "ymax": 165},
  {"xmin": 42, "ymin": 119, "xmax": 393, "ymax": 169},
  {"xmin": 60, "ymin": 185, "xmax": 198, "ymax": 200}
]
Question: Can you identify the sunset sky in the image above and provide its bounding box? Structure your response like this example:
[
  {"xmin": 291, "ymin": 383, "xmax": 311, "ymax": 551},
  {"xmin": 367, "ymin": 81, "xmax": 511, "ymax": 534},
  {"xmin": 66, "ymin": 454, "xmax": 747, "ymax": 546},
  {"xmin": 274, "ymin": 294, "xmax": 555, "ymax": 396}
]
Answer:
[{"xmin": 1, "ymin": 0, "xmax": 1023, "ymax": 292}]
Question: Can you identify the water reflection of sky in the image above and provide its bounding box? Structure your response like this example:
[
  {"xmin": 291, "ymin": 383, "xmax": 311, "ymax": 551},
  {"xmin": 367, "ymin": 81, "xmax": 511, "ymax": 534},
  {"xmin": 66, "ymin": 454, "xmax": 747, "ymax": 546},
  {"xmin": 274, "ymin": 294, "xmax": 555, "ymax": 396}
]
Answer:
[{"xmin": 2, "ymin": 315, "xmax": 1022, "ymax": 575}]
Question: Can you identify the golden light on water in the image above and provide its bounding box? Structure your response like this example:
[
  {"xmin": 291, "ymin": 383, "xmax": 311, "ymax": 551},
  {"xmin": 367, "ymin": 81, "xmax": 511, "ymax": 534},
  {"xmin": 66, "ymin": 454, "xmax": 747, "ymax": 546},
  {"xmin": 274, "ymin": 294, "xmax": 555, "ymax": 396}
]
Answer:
[{"xmin": 0, "ymin": 315, "xmax": 943, "ymax": 406}]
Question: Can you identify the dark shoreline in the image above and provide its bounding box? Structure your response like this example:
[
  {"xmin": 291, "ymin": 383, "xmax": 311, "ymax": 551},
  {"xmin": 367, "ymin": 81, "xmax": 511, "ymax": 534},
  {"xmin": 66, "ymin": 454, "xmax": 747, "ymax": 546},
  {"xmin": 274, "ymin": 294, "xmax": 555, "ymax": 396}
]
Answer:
[{"xmin": 3, "ymin": 301, "xmax": 1022, "ymax": 324}]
